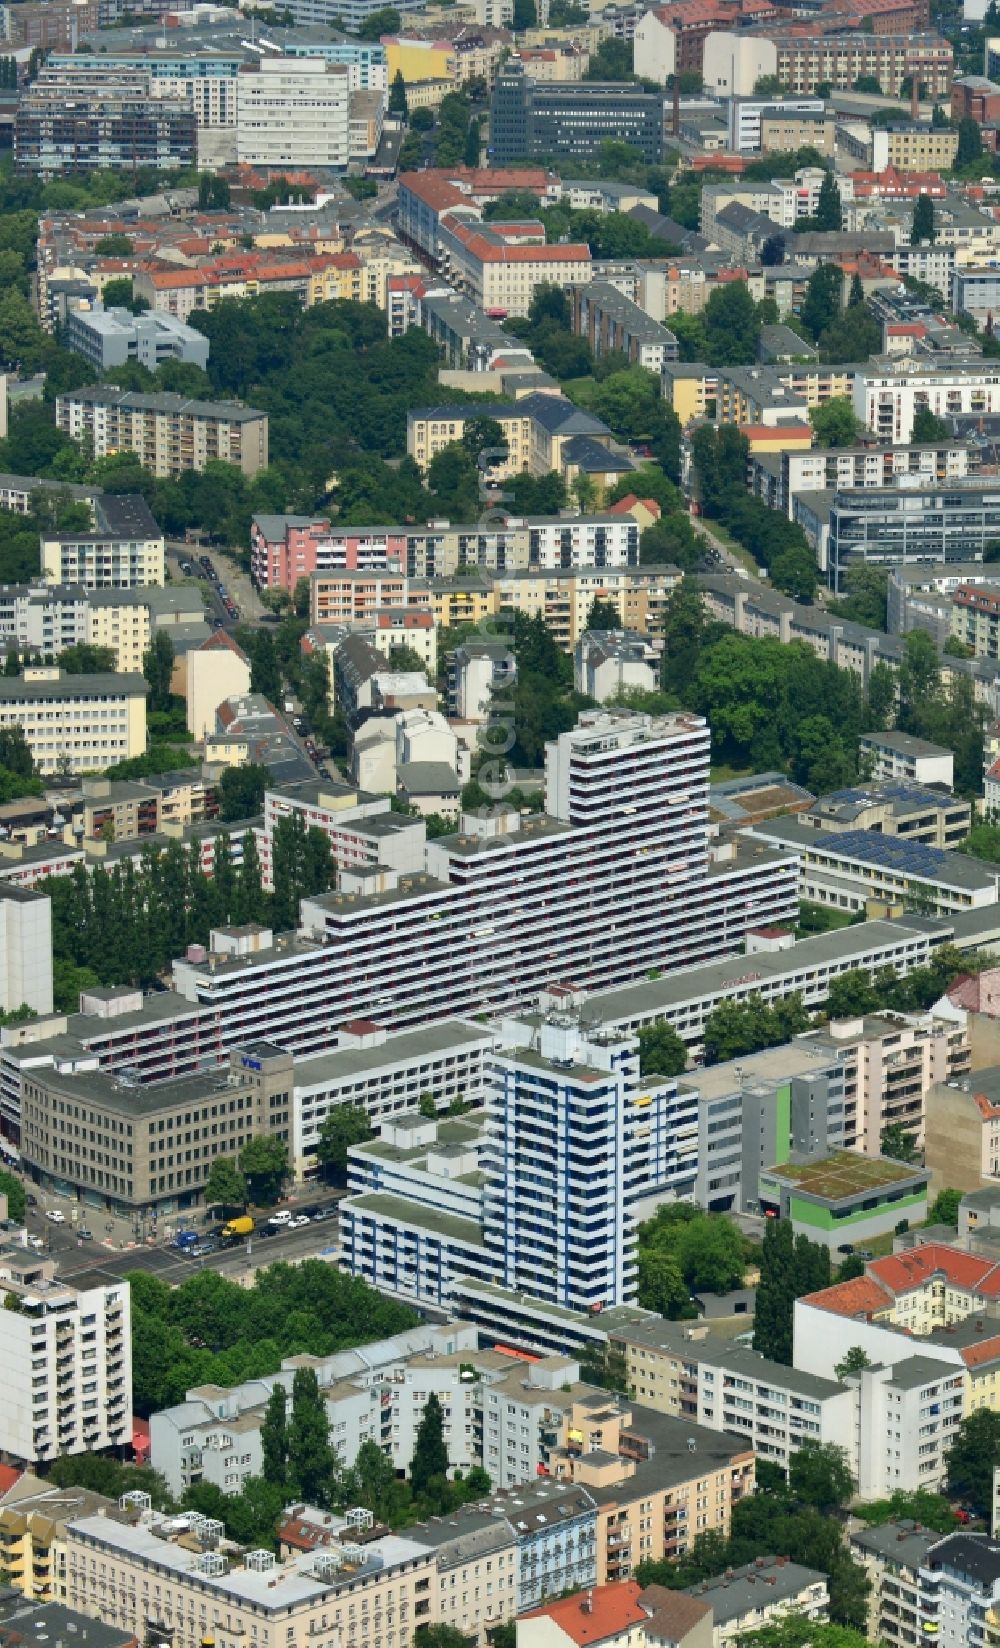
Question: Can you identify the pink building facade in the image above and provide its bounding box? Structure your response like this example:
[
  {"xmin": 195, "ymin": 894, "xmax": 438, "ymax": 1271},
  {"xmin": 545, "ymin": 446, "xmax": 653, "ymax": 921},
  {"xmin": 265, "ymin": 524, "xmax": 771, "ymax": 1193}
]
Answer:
[{"xmin": 250, "ymin": 514, "xmax": 406, "ymax": 591}]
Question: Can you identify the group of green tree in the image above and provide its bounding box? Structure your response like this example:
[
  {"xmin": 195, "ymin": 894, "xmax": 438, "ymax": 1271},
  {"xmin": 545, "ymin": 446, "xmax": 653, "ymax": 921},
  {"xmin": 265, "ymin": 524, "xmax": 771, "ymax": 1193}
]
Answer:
[
  {"xmin": 664, "ymin": 581, "xmax": 987, "ymax": 797},
  {"xmin": 637, "ymin": 1440, "xmax": 868, "ymax": 1628},
  {"xmin": 0, "ymin": 294, "xmax": 515, "ymax": 552},
  {"xmin": 690, "ymin": 426, "xmax": 820, "ymax": 598},
  {"xmin": 398, "ymin": 86, "xmax": 480, "ymax": 172},
  {"xmin": 636, "ymin": 1201, "xmax": 750, "ymax": 1318},
  {"xmin": 203, "ymin": 1141, "xmax": 289, "ymax": 1212},
  {"xmin": 669, "ymin": 280, "xmax": 786, "ymax": 368},
  {"xmin": 129, "ymin": 1259, "xmax": 417, "ymax": 1415},
  {"xmin": 0, "ymin": 489, "xmax": 92, "ymax": 586},
  {"xmin": 44, "ymin": 811, "xmax": 332, "ymax": 998},
  {"xmin": 753, "ymin": 1219, "xmax": 833, "ymax": 1365}
]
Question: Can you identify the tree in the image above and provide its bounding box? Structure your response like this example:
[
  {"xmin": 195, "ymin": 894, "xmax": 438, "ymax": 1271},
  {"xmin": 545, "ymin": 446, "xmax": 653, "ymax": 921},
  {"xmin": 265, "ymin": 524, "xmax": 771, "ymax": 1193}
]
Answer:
[
  {"xmin": 260, "ymin": 1383, "xmax": 288, "ymax": 1486},
  {"xmin": 586, "ymin": 596, "xmax": 622, "ymax": 632},
  {"xmin": 809, "ymin": 398, "xmax": 862, "ymax": 448},
  {"xmin": 389, "ymin": 69, "xmax": 408, "ymax": 115},
  {"xmin": 288, "ymin": 1367, "xmax": 337, "ymax": 1505},
  {"xmin": 411, "ymin": 1393, "xmax": 449, "ymax": 1495},
  {"xmin": 929, "ymin": 1187, "xmax": 961, "ymax": 1227},
  {"xmin": 911, "ymin": 405, "xmax": 948, "ymax": 443},
  {"xmin": 754, "ymin": 1220, "xmax": 830, "ymax": 1364},
  {"xmin": 911, "ymin": 193, "xmax": 936, "ymax": 245},
  {"xmin": 662, "ymin": 578, "xmax": 705, "ymax": 696},
  {"xmin": 638, "ymin": 1019, "xmax": 688, "ymax": 1078},
  {"xmin": 238, "ymin": 1135, "xmax": 288, "ymax": 1205},
  {"xmin": 956, "ymin": 115, "xmax": 983, "ymax": 169},
  {"xmin": 788, "ymin": 1440, "xmax": 853, "ymax": 1514},
  {"xmin": 947, "ymin": 1409, "xmax": 1000, "ymax": 1514},
  {"xmin": 58, "ymin": 644, "xmax": 116, "ymax": 675},
  {"xmin": 218, "ymin": 763, "xmax": 269, "ymax": 822},
  {"xmin": 754, "ymin": 74, "xmax": 787, "ymax": 94},
  {"xmin": 143, "ymin": 630, "xmax": 175, "ymax": 713},
  {"xmin": 880, "ymin": 1122, "xmax": 919, "ymax": 1163},
  {"xmin": 356, "ymin": 4, "xmax": 400, "ymax": 35},
  {"xmin": 637, "ymin": 1246, "xmax": 691, "ymax": 1317},
  {"xmin": 204, "ymin": 1157, "xmax": 246, "ymax": 1211},
  {"xmin": 815, "ymin": 171, "xmax": 843, "ymax": 231},
  {"xmin": 0, "ymin": 1169, "xmax": 25, "ymax": 1223},
  {"xmin": 856, "ymin": 1488, "xmax": 957, "ymax": 1535},
  {"xmin": 761, "ymin": 234, "xmax": 785, "ymax": 266},
  {"xmin": 801, "ymin": 264, "xmax": 843, "ymax": 342},
  {"xmin": 414, "ymin": 1628, "xmax": 478, "ymax": 1648},
  {"xmin": 315, "ymin": 1105, "xmax": 372, "ymax": 1182},
  {"xmin": 736, "ymin": 1623, "xmax": 870, "ymax": 1648},
  {"xmin": 834, "ymin": 1345, "xmax": 872, "ymax": 1380}
]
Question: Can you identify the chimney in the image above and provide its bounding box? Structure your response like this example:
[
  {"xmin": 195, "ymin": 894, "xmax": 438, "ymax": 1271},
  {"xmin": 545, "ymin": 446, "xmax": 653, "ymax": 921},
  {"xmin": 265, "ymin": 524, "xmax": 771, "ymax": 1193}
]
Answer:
[{"xmin": 581, "ymin": 1591, "xmax": 593, "ymax": 1614}]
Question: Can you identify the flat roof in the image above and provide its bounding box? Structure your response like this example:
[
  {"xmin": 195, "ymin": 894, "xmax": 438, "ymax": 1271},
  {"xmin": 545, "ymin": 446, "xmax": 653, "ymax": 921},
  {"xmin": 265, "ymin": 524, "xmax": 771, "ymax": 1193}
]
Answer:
[
  {"xmin": 344, "ymin": 1191, "xmax": 485, "ymax": 1248},
  {"xmin": 762, "ymin": 1150, "xmax": 927, "ymax": 1200},
  {"xmin": 679, "ymin": 1040, "xmax": 838, "ymax": 1103},
  {"xmin": 296, "ymin": 1022, "xmax": 494, "ymax": 1089}
]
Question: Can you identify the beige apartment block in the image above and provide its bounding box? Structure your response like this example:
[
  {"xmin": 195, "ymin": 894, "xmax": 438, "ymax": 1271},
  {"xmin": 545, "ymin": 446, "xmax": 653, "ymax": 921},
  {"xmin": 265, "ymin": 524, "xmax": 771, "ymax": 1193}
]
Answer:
[
  {"xmin": 547, "ymin": 1397, "xmax": 755, "ymax": 1584},
  {"xmin": 86, "ymin": 592, "xmax": 152, "ymax": 671},
  {"xmin": 925, "ymin": 1067, "xmax": 1000, "ymax": 1194},
  {"xmin": 62, "ymin": 1511, "xmax": 438, "ymax": 1648},
  {"xmin": 806, "ymin": 1011, "xmax": 971, "ymax": 1154},
  {"xmin": 54, "ymin": 387, "xmax": 268, "ymax": 479},
  {"xmin": 186, "ymin": 630, "xmax": 252, "ymax": 743},
  {"xmin": 0, "ymin": 666, "xmax": 146, "ymax": 776}
]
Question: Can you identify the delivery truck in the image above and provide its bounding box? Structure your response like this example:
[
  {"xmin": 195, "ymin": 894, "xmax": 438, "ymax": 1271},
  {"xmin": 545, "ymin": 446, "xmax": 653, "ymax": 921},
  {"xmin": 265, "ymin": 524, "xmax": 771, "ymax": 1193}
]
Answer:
[{"xmin": 220, "ymin": 1215, "xmax": 254, "ymax": 1241}]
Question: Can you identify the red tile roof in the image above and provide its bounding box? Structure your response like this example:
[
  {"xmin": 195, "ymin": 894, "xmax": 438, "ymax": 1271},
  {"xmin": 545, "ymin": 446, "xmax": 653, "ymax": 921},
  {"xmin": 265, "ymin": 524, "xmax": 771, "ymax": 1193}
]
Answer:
[
  {"xmin": 0, "ymin": 1465, "xmax": 22, "ymax": 1497},
  {"xmin": 960, "ymin": 1334, "xmax": 1000, "ymax": 1369},
  {"xmin": 802, "ymin": 1275, "xmax": 895, "ymax": 1318},
  {"xmin": 870, "ymin": 1244, "xmax": 1000, "ymax": 1298},
  {"xmin": 522, "ymin": 1582, "xmax": 648, "ymax": 1646}
]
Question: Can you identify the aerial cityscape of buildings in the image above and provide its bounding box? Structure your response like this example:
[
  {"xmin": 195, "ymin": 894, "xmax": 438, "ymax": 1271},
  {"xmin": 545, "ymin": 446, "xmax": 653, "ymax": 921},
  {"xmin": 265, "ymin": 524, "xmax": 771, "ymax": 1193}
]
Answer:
[{"xmin": 15, "ymin": 0, "xmax": 1000, "ymax": 1643}]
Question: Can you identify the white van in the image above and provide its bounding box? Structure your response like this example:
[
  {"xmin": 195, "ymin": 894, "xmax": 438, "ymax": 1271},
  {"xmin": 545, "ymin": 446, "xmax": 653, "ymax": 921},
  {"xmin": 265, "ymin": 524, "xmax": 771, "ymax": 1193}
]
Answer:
[{"xmin": 268, "ymin": 1209, "xmax": 292, "ymax": 1227}]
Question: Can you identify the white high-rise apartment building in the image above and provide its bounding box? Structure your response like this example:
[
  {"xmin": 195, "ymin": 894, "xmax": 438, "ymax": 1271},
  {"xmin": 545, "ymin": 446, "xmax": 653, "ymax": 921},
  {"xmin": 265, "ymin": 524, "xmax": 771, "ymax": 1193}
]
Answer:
[
  {"xmin": 172, "ymin": 710, "xmax": 800, "ymax": 1044},
  {"xmin": 482, "ymin": 1017, "xmax": 682, "ymax": 1313},
  {"xmin": 236, "ymin": 58, "xmax": 350, "ymax": 170},
  {"xmin": 0, "ymin": 1246, "xmax": 130, "ymax": 1464},
  {"xmin": 0, "ymin": 886, "xmax": 53, "ymax": 1016}
]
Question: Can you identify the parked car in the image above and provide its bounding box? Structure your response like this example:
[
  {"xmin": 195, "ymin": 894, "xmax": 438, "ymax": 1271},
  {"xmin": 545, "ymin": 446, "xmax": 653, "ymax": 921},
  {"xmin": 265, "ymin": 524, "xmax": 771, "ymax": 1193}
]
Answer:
[
  {"xmin": 45, "ymin": 1209, "xmax": 65, "ymax": 1223},
  {"xmin": 290, "ymin": 1214, "xmax": 311, "ymax": 1229},
  {"xmin": 26, "ymin": 1194, "xmax": 38, "ymax": 1207},
  {"xmin": 26, "ymin": 1233, "xmax": 43, "ymax": 1249},
  {"xmin": 268, "ymin": 1209, "xmax": 292, "ymax": 1226},
  {"xmin": 78, "ymin": 1226, "xmax": 93, "ymax": 1241}
]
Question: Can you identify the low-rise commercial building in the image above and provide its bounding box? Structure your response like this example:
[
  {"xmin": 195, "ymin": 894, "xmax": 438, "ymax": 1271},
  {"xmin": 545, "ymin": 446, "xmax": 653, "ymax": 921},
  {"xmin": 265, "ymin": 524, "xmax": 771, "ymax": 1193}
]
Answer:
[
  {"xmin": 810, "ymin": 479, "xmax": 1000, "ymax": 592},
  {"xmin": 20, "ymin": 1043, "xmax": 294, "ymax": 1220},
  {"xmin": 55, "ymin": 388, "xmax": 268, "ymax": 479},
  {"xmin": 65, "ymin": 307, "xmax": 209, "ymax": 374},
  {"xmin": 859, "ymin": 730, "xmax": 955, "ymax": 788},
  {"xmin": 801, "ymin": 781, "xmax": 970, "ymax": 848},
  {"xmin": 757, "ymin": 1150, "xmax": 930, "ymax": 1248},
  {"xmin": 490, "ymin": 67, "xmax": 668, "ymax": 165},
  {"xmin": 746, "ymin": 814, "xmax": 996, "ymax": 915}
]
